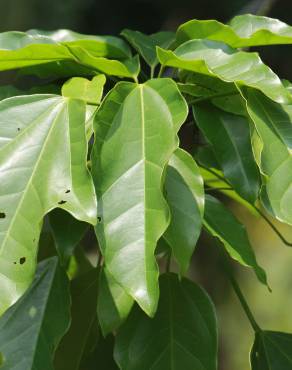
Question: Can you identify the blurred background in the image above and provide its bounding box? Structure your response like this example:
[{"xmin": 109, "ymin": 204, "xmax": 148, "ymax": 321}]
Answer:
[{"xmin": 1, "ymin": 0, "xmax": 292, "ymax": 369}]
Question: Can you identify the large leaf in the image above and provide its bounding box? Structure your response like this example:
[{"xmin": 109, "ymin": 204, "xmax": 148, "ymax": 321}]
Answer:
[
  {"xmin": 251, "ymin": 331, "xmax": 292, "ymax": 369},
  {"xmin": 121, "ymin": 29, "xmax": 174, "ymax": 71},
  {"xmin": 0, "ymin": 31, "xmax": 137, "ymax": 78},
  {"xmin": 163, "ymin": 148, "xmax": 204, "ymax": 273},
  {"xmin": 176, "ymin": 14, "xmax": 292, "ymax": 48},
  {"xmin": 204, "ymin": 195, "xmax": 267, "ymax": 286},
  {"xmin": 0, "ymin": 94, "xmax": 97, "ymax": 315},
  {"xmin": 97, "ymin": 267, "xmax": 133, "ymax": 336},
  {"xmin": 193, "ymin": 101, "xmax": 260, "ymax": 203},
  {"xmin": 49, "ymin": 209, "xmax": 89, "ymax": 265},
  {"xmin": 240, "ymin": 87, "xmax": 292, "ymax": 225},
  {"xmin": 115, "ymin": 273, "xmax": 218, "ymax": 370},
  {"xmin": 157, "ymin": 40, "xmax": 292, "ymax": 104},
  {"xmin": 55, "ymin": 268, "xmax": 99, "ymax": 370},
  {"xmin": 0, "ymin": 256, "xmax": 70, "ymax": 370},
  {"xmin": 91, "ymin": 78, "xmax": 188, "ymax": 316}
]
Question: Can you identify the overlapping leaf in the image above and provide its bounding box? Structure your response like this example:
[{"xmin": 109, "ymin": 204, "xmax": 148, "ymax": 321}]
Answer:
[
  {"xmin": 251, "ymin": 331, "xmax": 292, "ymax": 369},
  {"xmin": 97, "ymin": 267, "xmax": 133, "ymax": 336},
  {"xmin": 0, "ymin": 30, "xmax": 138, "ymax": 78},
  {"xmin": 204, "ymin": 195, "xmax": 268, "ymax": 285},
  {"xmin": 0, "ymin": 94, "xmax": 96, "ymax": 315},
  {"xmin": 0, "ymin": 257, "xmax": 70, "ymax": 370},
  {"xmin": 193, "ymin": 101, "xmax": 260, "ymax": 202},
  {"xmin": 92, "ymin": 78, "xmax": 188, "ymax": 316},
  {"xmin": 121, "ymin": 29, "xmax": 174, "ymax": 71},
  {"xmin": 163, "ymin": 148, "xmax": 204, "ymax": 273},
  {"xmin": 115, "ymin": 273, "xmax": 218, "ymax": 370},
  {"xmin": 240, "ymin": 87, "xmax": 292, "ymax": 225},
  {"xmin": 176, "ymin": 14, "xmax": 292, "ymax": 48},
  {"xmin": 157, "ymin": 39, "xmax": 292, "ymax": 104}
]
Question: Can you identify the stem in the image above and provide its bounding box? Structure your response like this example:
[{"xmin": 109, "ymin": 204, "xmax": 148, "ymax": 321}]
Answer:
[
  {"xmin": 150, "ymin": 66, "xmax": 155, "ymax": 79},
  {"xmin": 157, "ymin": 65, "xmax": 165, "ymax": 78},
  {"xmin": 166, "ymin": 251, "xmax": 171, "ymax": 273},
  {"xmin": 253, "ymin": 205, "xmax": 292, "ymax": 247},
  {"xmin": 228, "ymin": 272, "xmax": 261, "ymax": 332},
  {"xmin": 189, "ymin": 91, "xmax": 239, "ymax": 105}
]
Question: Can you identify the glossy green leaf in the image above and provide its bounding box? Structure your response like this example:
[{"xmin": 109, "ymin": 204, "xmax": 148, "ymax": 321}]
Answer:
[
  {"xmin": 204, "ymin": 195, "xmax": 267, "ymax": 285},
  {"xmin": 193, "ymin": 101, "xmax": 260, "ymax": 202},
  {"xmin": 251, "ymin": 331, "xmax": 292, "ymax": 369},
  {"xmin": 27, "ymin": 29, "xmax": 132, "ymax": 58},
  {"xmin": 176, "ymin": 14, "xmax": 292, "ymax": 48},
  {"xmin": 240, "ymin": 87, "xmax": 292, "ymax": 225},
  {"xmin": 0, "ymin": 256, "xmax": 70, "ymax": 370},
  {"xmin": 157, "ymin": 40, "xmax": 292, "ymax": 104},
  {"xmin": 121, "ymin": 29, "xmax": 174, "ymax": 70},
  {"xmin": 55, "ymin": 268, "xmax": 99, "ymax": 370},
  {"xmin": 0, "ymin": 94, "xmax": 97, "ymax": 315},
  {"xmin": 164, "ymin": 148, "xmax": 204, "ymax": 273},
  {"xmin": 92, "ymin": 78, "xmax": 188, "ymax": 316},
  {"xmin": 115, "ymin": 273, "xmax": 218, "ymax": 370},
  {"xmin": 97, "ymin": 267, "xmax": 133, "ymax": 336},
  {"xmin": 62, "ymin": 75, "xmax": 106, "ymax": 105},
  {"xmin": 49, "ymin": 209, "xmax": 89, "ymax": 265}
]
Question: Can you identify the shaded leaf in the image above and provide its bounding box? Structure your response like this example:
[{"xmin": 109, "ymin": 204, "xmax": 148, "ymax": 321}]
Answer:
[
  {"xmin": 0, "ymin": 95, "xmax": 96, "ymax": 315},
  {"xmin": 251, "ymin": 331, "xmax": 292, "ymax": 370},
  {"xmin": 54, "ymin": 268, "xmax": 99, "ymax": 370},
  {"xmin": 0, "ymin": 256, "xmax": 70, "ymax": 370},
  {"xmin": 240, "ymin": 87, "xmax": 292, "ymax": 225},
  {"xmin": 193, "ymin": 101, "xmax": 260, "ymax": 202},
  {"xmin": 62, "ymin": 75, "xmax": 106, "ymax": 105},
  {"xmin": 115, "ymin": 273, "xmax": 218, "ymax": 370},
  {"xmin": 204, "ymin": 195, "xmax": 267, "ymax": 286},
  {"xmin": 97, "ymin": 267, "xmax": 133, "ymax": 336},
  {"xmin": 91, "ymin": 79, "xmax": 188, "ymax": 316},
  {"xmin": 49, "ymin": 209, "xmax": 89, "ymax": 265},
  {"xmin": 176, "ymin": 14, "xmax": 292, "ymax": 48},
  {"xmin": 157, "ymin": 39, "xmax": 292, "ymax": 104},
  {"xmin": 164, "ymin": 148, "xmax": 204, "ymax": 273},
  {"xmin": 121, "ymin": 29, "xmax": 174, "ymax": 69}
]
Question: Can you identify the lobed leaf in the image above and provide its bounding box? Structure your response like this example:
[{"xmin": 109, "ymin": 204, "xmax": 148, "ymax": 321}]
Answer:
[
  {"xmin": 91, "ymin": 78, "xmax": 188, "ymax": 316},
  {"xmin": 0, "ymin": 256, "xmax": 70, "ymax": 370},
  {"xmin": 0, "ymin": 95, "xmax": 96, "ymax": 315},
  {"xmin": 176, "ymin": 14, "xmax": 292, "ymax": 48},
  {"xmin": 115, "ymin": 273, "xmax": 218, "ymax": 370},
  {"xmin": 157, "ymin": 39, "xmax": 292, "ymax": 104}
]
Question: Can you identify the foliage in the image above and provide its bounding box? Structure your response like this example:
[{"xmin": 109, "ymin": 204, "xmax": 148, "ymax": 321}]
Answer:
[{"xmin": 0, "ymin": 14, "xmax": 292, "ymax": 369}]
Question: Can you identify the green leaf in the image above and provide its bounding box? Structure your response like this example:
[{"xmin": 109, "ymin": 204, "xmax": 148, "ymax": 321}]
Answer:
[
  {"xmin": 54, "ymin": 268, "xmax": 99, "ymax": 370},
  {"xmin": 251, "ymin": 331, "xmax": 292, "ymax": 369},
  {"xmin": 121, "ymin": 29, "xmax": 174, "ymax": 70},
  {"xmin": 0, "ymin": 94, "xmax": 97, "ymax": 315},
  {"xmin": 49, "ymin": 209, "xmax": 89, "ymax": 265},
  {"xmin": 204, "ymin": 195, "xmax": 268, "ymax": 286},
  {"xmin": 97, "ymin": 267, "xmax": 133, "ymax": 336},
  {"xmin": 62, "ymin": 75, "xmax": 106, "ymax": 105},
  {"xmin": 0, "ymin": 256, "xmax": 70, "ymax": 370},
  {"xmin": 27, "ymin": 29, "xmax": 132, "ymax": 59},
  {"xmin": 91, "ymin": 79, "xmax": 188, "ymax": 316},
  {"xmin": 193, "ymin": 102, "xmax": 260, "ymax": 203},
  {"xmin": 115, "ymin": 273, "xmax": 218, "ymax": 370},
  {"xmin": 65, "ymin": 46, "xmax": 140, "ymax": 79},
  {"xmin": 240, "ymin": 87, "xmax": 292, "ymax": 225},
  {"xmin": 157, "ymin": 40, "xmax": 292, "ymax": 104},
  {"xmin": 163, "ymin": 148, "xmax": 204, "ymax": 273},
  {"xmin": 176, "ymin": 14, "xmax": 292, "ymax": 48}
]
